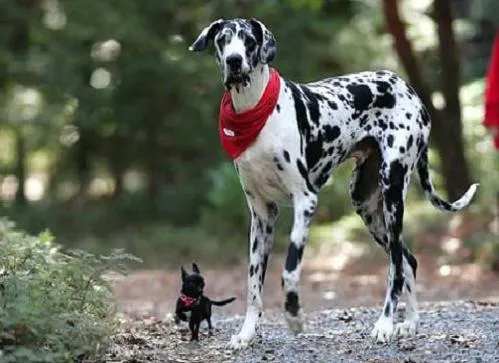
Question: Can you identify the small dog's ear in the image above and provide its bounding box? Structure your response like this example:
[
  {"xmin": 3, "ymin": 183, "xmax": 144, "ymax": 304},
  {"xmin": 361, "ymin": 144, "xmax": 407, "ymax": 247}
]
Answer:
[
  {"xmin": 188, "ymin": 19, "xmax": 225, "ymax": 52},
  {"xmin": 249, "ymin": 18, "xmax": 276, "ymax": 64},
  {"xmin": 192, "ymin": 263, "xmax": 200, "ymax": 274},
  {"xmin": 181, "ymin": 265, "xmax": 188, "ymax": 281}
]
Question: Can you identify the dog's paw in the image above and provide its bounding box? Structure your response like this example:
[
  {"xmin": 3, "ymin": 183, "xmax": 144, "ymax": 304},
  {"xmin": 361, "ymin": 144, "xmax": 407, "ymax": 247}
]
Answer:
[
  {"xmin": 285, "ymin": 309, "xmax": 304, "ymax": 335},
  {"xmin": 371, "ymin": 317, "xmax": 394, "ymax": 343},
  {"xmin": 228, "ymin": 333, "xmax": 254, "ymax": 350},
  {"xmin": 395, "ymin": 318, "xmax": 418, "ymax": 338}
]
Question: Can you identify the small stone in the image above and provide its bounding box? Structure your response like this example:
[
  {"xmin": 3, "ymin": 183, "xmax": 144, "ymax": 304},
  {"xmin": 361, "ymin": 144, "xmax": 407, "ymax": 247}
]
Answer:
[
  {"xmin": 399, "ymin": 340, "xmax": 416, "ymax": 351},
  {"xmin": 338, "ymin": 311, "xmax": 354, "ymax": 323}
]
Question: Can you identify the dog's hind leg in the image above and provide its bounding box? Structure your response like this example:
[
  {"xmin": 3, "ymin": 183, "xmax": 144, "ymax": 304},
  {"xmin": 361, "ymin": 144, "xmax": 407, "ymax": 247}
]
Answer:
[
  {"xmin": 396, "ymin": 247, "xmax": 418, "ymax": 337},
  {"xmin": 349, "ymin": 149, "xmax": 418, "ymax": 342},
  {"xmin": 349, "ymin": 143, "xmax": 387, "ymax": 250},
  {"xmin": 229, "ymin": 194, "xmax": 278, "ymax": 349},
  {"xmin": 369, "ymin": 157, "xmax": 413, "ymax": 343},
  {"xmin": 282, "ymin": 192, "xmax": 318, "ymax": 334}
]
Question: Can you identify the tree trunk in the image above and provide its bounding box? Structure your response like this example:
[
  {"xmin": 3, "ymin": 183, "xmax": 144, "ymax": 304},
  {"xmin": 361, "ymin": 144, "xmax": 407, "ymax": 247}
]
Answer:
[
  {"xmin": 75, "ymin": 130, "xmax": 91, "ymax": 198},
  {"xmin": 112, "ymin": 168, "xmax": 124, "ymax": 198},
  {"xmin": 14, "ymin": 128, "xmax": 27, "ymax": 205},
  {"xmin": 382, "ymin": 0, "xmax": 474, "ymax": 200},
  {"xmin": 146, "ymin": 129, "xmax": 159, "ymax": 201},
  {"xmin": 74, "ymin": 41, "xmax": 94, "ymax": 199},
  {"xmin": 433, "ymin": 0, "xmax": 473, "ymax": 199},
  {"xmin": 9, "ymin": 0, "xmax": 37, "ymax": 206},
  {"xmin": 110, "ymin": 136, "xmax": 126, "ymax": 199}
]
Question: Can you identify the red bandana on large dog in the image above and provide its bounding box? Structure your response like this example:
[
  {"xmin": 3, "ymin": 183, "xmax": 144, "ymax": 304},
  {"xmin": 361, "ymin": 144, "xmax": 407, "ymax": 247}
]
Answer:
[{"xmin": 218, "ymin": 68, "xmax": 281, "ymax": 159}]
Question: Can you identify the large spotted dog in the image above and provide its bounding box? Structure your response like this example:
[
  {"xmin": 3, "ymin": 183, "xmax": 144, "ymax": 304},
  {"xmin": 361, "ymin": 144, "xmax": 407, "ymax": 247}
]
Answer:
[{"xmin": 189, "ymin": 18, "xmax": 478, "ymax": 348}]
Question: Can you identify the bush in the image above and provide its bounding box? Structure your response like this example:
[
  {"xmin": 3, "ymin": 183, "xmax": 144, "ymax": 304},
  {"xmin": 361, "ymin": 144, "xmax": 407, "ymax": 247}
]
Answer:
[
  {"xmin": 0, "ymin": 218, "xmax": 140, "ymax": 363},
  {"xmin": 200, "ymin": 162, "xmax": 249, "ymax": 235}
]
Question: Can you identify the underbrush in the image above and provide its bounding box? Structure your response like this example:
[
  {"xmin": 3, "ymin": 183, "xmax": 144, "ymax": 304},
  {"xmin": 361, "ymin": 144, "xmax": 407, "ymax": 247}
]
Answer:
[
  {"xmin": 0, "ymin": 219, "xmax": 139, "ymax": 362},
  {"xmin": 66, "ymin": 222, "xmax": 293, "ymax": 268},
  {"xmin": 309, "ymin": 201, "xmax": 498, "ymax": 269}
]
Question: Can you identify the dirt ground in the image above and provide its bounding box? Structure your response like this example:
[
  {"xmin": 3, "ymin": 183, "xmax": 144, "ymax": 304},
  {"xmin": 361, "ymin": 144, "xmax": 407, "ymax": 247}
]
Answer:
[
  {"xmin": 105, "ymin": 300, "xmax": 498, "ymax": 362},
  {"xmin": 108, "ymin": 243, "xmax": 499, "ymax": 362},
  {"xmin": 113, "ymin": 247, "xmax": 499, "ymax": 319},
  {"xmin": 109, "ymin": 212, "xmax": 499, "ymax": 363}
]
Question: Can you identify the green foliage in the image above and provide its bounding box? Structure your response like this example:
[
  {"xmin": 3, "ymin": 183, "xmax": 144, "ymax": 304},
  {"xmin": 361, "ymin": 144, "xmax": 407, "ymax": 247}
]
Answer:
[
  {"xmin": 201, "ymin": 162, "xmax": 248, "ymax": 235},
  {"xmin": 472, "ymin": 0, "xmax": 499, "ymax": 27},
  {"xmin": 79, "ymin": 222, "xmax": 249, "ymax": 267},
  {"xmin": 460, "ymin": 79, "xmax": 499, "ymax": 214},
  {"xmin": 315, "ymin": 162, "xmax": 356, "ymax": 222},
  {"xmin": 0, "ymin": 218, "xmax": 140, "ymax": 362},
  {"xmin": 0, "ymin": 0, "xmax": 495, "ymax": 268}
]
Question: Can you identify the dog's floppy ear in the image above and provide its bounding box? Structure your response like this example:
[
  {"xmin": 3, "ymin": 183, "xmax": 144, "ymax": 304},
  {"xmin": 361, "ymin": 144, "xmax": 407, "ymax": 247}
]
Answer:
[
  {"xmin": 192, "ymin": 263, "xmax": 200, "ymax": 274},
  {"xmin": 181, "ymin": 265, "xmax": 188, "ymax": 281},
  {"xmin": 188, "ymin": 19, "xmax": 225, "ymax": 52},
  {"xmin": 249, "ymin": 18, "xmax": 276, "ymax": 64}
]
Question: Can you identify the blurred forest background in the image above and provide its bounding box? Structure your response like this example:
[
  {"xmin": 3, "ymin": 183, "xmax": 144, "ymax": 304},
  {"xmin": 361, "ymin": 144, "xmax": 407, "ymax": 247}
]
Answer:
[{"xmin": 0, "ymin": 0, "xmax": 498, "ymax": 269}]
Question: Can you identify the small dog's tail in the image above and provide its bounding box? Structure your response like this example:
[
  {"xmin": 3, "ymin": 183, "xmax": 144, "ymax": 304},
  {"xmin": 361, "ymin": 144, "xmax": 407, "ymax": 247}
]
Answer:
[
  {"xmin": 417, "ymin": 146, "xmax": 479, "ymax": 212},
  {"xmin": 211, "ymin": 297, "xmax": 236, "ymax": 306}
]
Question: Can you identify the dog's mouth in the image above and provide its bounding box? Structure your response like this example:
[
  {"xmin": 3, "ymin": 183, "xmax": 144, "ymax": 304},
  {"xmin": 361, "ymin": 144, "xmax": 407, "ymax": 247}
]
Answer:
[{"xmin": 224, "ymin": 71, "xmax": 251, "ymax": 89}]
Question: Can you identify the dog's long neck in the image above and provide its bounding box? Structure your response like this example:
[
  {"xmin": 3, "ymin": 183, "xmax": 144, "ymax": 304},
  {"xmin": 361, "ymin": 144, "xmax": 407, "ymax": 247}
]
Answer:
[{"xmin": 230, "ymin": 64, "xmax": 269, "ymax": 113}]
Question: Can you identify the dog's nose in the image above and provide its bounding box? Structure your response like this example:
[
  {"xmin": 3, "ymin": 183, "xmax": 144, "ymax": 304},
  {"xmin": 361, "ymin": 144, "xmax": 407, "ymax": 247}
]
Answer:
[{"xmin": 226, "ymin": 54, "xmax": 242, "ymax": 73}]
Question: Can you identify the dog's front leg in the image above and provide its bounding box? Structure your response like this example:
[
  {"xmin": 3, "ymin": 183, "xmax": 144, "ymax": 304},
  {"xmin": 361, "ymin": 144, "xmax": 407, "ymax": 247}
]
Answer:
[
  {"xmin": 229, "ymin": 196, "xmax": 278, "ymax": 349},
  {"xmin": 282, "ymin": 193, "xmax": 318, "ymax": 334}
]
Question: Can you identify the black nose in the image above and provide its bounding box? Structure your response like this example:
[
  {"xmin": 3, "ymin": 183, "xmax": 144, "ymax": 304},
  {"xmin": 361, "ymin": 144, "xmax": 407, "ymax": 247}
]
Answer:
[{"xmin": 226, "ymin": 54, "xmax": 242, "ymax": 73}]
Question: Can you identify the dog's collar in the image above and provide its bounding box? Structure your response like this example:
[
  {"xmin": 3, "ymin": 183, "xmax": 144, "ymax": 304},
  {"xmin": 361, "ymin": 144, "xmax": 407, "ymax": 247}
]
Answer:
[
  {"xmin": 180, "ymin": 293, "xmax": 200, "ymax": 307},
  {"xmin": 218, "ymin": 68, "xmax": 281, "ymax": 160}
]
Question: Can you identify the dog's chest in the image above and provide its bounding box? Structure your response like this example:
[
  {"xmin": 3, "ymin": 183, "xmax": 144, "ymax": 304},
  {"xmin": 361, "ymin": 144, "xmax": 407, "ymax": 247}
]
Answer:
[
  {"xmin": 235, "ymin": 105, "xmax": 298, "ymax": 202},
  {"xmin": 237, "ymin": 154, "xmax": 288, "ymax": 202}
]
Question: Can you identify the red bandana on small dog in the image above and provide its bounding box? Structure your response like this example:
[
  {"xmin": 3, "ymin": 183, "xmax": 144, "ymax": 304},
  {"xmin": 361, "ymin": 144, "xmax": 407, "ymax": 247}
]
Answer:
[
  {"xmin": 218, "ymin": 68, "xmax": 281, "ymax": 159},
  {"xmin": 180, "ymin": 293, "xmax": 199, "ymax": 307}
]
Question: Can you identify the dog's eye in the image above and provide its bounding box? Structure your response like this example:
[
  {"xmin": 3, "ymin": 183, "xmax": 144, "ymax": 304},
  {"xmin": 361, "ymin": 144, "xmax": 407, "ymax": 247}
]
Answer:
[
  {"xmin": 245, "ymin": 37, "xmax": 256, "ymax": 50},
  {"xmin": 216, "ymin": 34, "xmax": 226, "ymax": 48}
]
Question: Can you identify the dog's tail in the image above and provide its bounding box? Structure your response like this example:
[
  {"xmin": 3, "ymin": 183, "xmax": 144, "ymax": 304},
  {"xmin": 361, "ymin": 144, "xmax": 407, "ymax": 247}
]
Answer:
[
  {"xmin": 211, "ymin": 297, "xmax": 236, "ymax": 306},
  {"xmin": 417, "ymin": 146, "xmax": 479, "ymax": 212}
]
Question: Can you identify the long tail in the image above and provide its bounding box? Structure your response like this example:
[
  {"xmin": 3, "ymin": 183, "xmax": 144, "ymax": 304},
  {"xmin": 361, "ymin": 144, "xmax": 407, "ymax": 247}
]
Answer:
[
  {"xmin": 211, "ymin": 297, "xmax": 236, "ymax": 306},
  {"xmin": 417, "ymin": 146, "xmax": 479, "ymax": 212}
]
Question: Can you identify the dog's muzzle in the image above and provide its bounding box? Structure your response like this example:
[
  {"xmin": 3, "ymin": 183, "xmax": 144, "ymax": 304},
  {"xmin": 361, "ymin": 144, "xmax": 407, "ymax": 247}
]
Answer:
[{"xmin": 225, "ymin": 54, "xmax": 250, "ymax": 87}]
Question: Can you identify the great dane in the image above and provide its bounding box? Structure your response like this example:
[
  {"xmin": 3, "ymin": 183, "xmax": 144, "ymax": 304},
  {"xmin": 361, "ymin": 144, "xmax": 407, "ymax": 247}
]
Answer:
[{"xmin": 189, "ymin": 18, "xmax": 478, "ymax": 349}]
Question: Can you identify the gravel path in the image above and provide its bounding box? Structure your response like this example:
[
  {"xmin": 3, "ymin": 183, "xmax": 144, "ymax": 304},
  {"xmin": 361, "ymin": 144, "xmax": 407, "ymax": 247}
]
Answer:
[{"xmin": 106, "ymin": 300, "xmax": 498, "ymax": 363}]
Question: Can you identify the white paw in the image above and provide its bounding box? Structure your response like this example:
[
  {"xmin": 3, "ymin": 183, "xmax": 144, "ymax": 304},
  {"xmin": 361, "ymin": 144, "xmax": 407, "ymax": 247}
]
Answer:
[
  {"xmin": 395, "ymin": 318, "xmax": 418, "ymax": 337},
  {"xmin": 228, "ymin": 332, "xmax": 254, "ymax": 350},
  {"xmin": 285, "ymin": 309, "xmax": 304, "ymax": 335},
  {"xmin": 371, "ymin": 317, "xmax": 394, "ymax": 343}
]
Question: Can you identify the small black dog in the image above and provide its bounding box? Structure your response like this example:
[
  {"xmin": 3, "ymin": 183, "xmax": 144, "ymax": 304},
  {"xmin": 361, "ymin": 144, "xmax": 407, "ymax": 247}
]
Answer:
[{"xmin": 175, "ymin": 263, "xmax": 236, "ymax": 341}]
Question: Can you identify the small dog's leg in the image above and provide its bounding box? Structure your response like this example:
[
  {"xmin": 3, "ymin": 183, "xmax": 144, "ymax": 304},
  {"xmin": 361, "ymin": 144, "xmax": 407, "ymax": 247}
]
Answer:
[
  {"xmin": 194, "ymin": 322, "xmax": 200, "ymax": 341},
  {"xmin": 372, "ymin": 160, "xmax": 408, "ymax": 343},
  {"xmin": 282, "ymin": 193, "xmax": 318, "ymax": 335},
  {"xmin": 229, "ymin": 197, "xmax": 278, "ymax": 350},
  {"xmin": 207, "ymin": 316, "xmax": 213, "ymax": 335},
  {"xmin": 176, "ymin": 310, "xmax": 187, "ymax": 323},
  {"xmin": 189, "ymin": 319, "xmax": 197, "ymax": 341}
]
